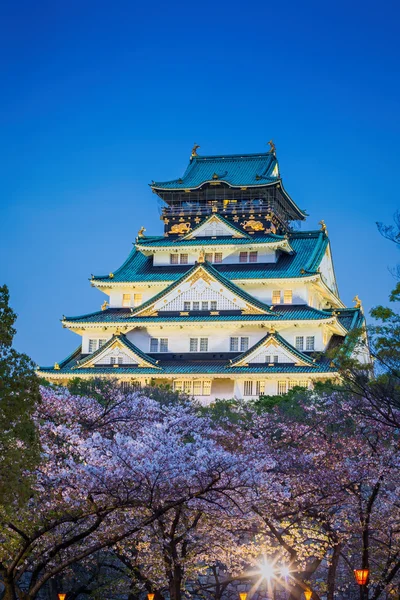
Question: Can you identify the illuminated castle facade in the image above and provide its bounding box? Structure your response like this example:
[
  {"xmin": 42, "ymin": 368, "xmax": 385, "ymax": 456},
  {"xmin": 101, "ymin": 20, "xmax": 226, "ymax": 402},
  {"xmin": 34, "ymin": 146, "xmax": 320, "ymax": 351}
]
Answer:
[{"xmin": 39, "ymin": 145, "xmax": 365, "ymax": 400}]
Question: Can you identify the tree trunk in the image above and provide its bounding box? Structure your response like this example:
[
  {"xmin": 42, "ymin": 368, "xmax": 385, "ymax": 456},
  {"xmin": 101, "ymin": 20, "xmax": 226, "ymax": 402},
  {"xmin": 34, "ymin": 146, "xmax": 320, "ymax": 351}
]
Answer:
[
  {"xmin": 168, "ymin": 565, "xmax": 183, "ymax": 600},
  {"xmin": 2, "ymin": 579, "xmax": 17, "ymax": 600},
  {"xmin": 327, "ymin": 544, "xmax": 342, "ymax": 600}
]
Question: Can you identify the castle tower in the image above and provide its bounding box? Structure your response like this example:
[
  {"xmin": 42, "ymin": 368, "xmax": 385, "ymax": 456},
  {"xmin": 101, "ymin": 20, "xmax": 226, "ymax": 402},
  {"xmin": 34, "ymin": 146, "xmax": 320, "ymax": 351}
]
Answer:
[{"xmin": 39, "ymin": 146, "xmax": 366, "ymax": 400}]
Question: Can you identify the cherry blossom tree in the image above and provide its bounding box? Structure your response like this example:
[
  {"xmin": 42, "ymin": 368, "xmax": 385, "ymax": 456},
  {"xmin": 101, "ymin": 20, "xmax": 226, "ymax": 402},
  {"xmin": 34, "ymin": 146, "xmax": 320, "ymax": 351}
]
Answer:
[{"xmin": 0, "ymin": 386, "xmax": 253, "ymax": 600}]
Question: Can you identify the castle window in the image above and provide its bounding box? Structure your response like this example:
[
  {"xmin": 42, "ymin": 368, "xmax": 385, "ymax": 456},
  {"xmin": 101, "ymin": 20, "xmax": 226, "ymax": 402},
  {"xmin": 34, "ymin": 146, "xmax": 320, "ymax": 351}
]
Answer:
[
  {"xmin": 210, "ymin": 301, "xmax": 217, "ymax": 310},
  {"xmin": 240, "ymin": 337, "xmax": 249, "ymax": 351},
  {"xmin": 184, "ymin": 301, "xmax": 191, "ymax": 311},
  {"xmin": 88, "ymin": 339, "xmax": 97, "ymax": 353},
  {"xmin": 265, "ymin": 355, "xmax": 271, "ymax": 363},
  {"xmin": 201, "ymin": 301, "xmax": 208, "ymax": 311},
  {"xmin": 272, "ymin": 290, "xmax": 281, "ymax": 304},
  {"xmin": 192, "ymin": 301, "xmax": 200, "ymax": 311},
  {"xmin": 180, "ymin": 254, "xmax": 188, "ymax": 264},
  {"xmin": 306, "ymin": 336, "xmax": 315, "ymax": 351},
  {"xmin": 174, "ymin": 381, "xmax": 183, "ymax": 392},
  {"xmin": 295, "ymin": 336, "xmax": 304, "ymax": 351},
  {"xmin": 288, "ymin": 380, "xmax": 298, "ymax": 390},
  {"xmin": 170, "ymin": 254, "xmax": 179, "ymax": 264},
  {"xmin": 239, "ymin": 252, "xmax": 248, "ymax": 263},
  {"xmin": 193, "ymin": 380, "xmax": 202, "ymax": 395},
  {"xmin": 273, "ymin": 355, "xmax": 278, "ymax": 363},
  {"xmin": 183, "ymin": 381, "xmax": 192, "ymax": 394},
  {"xmin": 190, "ymin": 338, "xmax": 208, "ymax": 352},
  {"xmin": 150, "ymin": 338, "xmax": 168, "ymax": 353},
  {"xmin": 98, "ymin": 339, "xmax": 106, "ymax": 348},
  {"xmin": 200, "ymin": 338, "xmax": 208, "ymax": 352},
  {"xmin": 283, "ymin": 290, "xmax": 293, "ymax": 304},
  {"xmin": 133, "ymin": 293, "xmax": 142, "ymax": 307},
  {"xmin": 110, "ymin": 356, "xmax": 123, "ymax": 365},
  {"xmin": 249, "ymin": 251, "xmax": 258, "ymax": 263},
  {"xmin": 205, "ymin": 253, "xmax": 213, "ymax": 262},
  {"xmin": 230, "ymin": 337, "xmax": 239, "ymax": 351},
  {"xmin": 256, "ymin": 381, "xmax": 265, "ymax": 395},
  {"xmin": 122, "ymin": 294, "xmax": 131, "ymax": 307},
  {"xmin": 214, "ymin": 252, "xmax": 223, "ymax": 263},
  {"xmin": 202, "ymin": 380, "xmax": 211, "ymax": 396},
  {"xmin": 160, "ymin": 338, "xmax": 168, "ymax": 352},
  {"xmin": 244, "ymin": 381, "xmax": 253, "ymax": 396},
  {"xmin": 277, "ymin": 381, "xmax": 287, "ymax": 395}
]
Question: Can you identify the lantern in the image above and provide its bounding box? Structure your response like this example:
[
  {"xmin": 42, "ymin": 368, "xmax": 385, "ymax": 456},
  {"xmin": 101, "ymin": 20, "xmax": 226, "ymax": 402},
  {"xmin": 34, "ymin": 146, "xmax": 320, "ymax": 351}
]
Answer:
[
  {"xmin": 147, "ymin": 594, "xmax": 155, "ymax": 600},
  {"xmin": 58, "ymin": 595, "xmax": 67, "ymax": 600},
  {"xmin": 354, "ymin": 569, "xmax": 369, "ymax": 586},
  {"xmin": 304, "ymin": 590, "xmax": 312, "ymax": 600},
  {"xmin": 239, "ymin": 594, "xmax": 248, "ymax": 600}
]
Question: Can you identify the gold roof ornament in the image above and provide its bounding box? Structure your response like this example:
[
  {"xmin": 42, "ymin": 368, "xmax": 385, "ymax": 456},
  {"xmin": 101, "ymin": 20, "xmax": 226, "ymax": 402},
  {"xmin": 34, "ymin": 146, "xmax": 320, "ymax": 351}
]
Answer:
[
  {"xmin": 267, "ymin": 139, "xmax": 276, "ymax": 155},
  {"xmin": 101, "ymin": 300, "xmax": 109, "ymax": 311},
  {"xmin": 319, "ymin": 220, "xmax": 328, "ymax": 235},
  {"xmin": 54, "ymin": 363, "xmax": 60, "ymax": 370},
  {"xmin": 353, "ymin": 295, "xmax": 362, "ymax": 309},
  {"xmin": 191, "ymin": 143, "xmax": 200, "ymax": 157},
  {"xmin": 138, "ymin": 226, "xmax": 146, "ymax": 237},
  {"xmin": 109, "ymin": 273, "xmax": 114, "ymax": 279},
  {"xmin": 198, "ymin": 249, "xmax": 206, "ymax": 263}
]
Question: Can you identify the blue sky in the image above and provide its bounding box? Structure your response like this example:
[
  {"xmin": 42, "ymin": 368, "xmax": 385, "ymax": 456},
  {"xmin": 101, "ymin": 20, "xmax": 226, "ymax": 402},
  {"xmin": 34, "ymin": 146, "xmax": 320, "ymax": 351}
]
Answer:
[{"xmin": 0, "ymin": 0, "xmax": 399, "ymax": 365}]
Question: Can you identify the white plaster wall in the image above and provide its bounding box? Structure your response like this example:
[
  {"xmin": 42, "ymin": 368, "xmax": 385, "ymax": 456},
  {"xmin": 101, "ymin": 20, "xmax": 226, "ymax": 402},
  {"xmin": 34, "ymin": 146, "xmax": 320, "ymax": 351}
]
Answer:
[
  {"xmin": 125, "ymin": 323, "xmax": 326, "ymax": 354},
  {"xmin": 319, "ymin": 247, "xmax": 338, "ymax": 295},
  {"xmin": 235, "ymin": 281, "xmax": 309, "ymax": 305},
  {"xmin": 153, "ymin": 248, "xmax": 276, "ymax": 266},
  {"xmin": 109, "ymin": 285, "xmax": 166, "ymax": 307}
]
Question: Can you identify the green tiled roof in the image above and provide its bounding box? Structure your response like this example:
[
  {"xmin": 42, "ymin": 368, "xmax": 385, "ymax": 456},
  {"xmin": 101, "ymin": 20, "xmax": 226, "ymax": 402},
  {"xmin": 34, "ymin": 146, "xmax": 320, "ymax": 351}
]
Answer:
[
  {"xmin": 64, "ymin": 305, "xmax": 336, "ymax": 325},
  {"xmin": 39, "ymin": 357, "xmax": 336, "ymax": 376},
  {"xmin": 93, "ymin": 231, "xmax": 328, "ymax": 284},
  {"xmin": 130, "ymin": 261, "xmax": 272, "ymax": 316},
  {"xmin": 137, "ymin": 235, "xmax": 286, "ymax": 248},
  {"xmin": 332, "ymin": 308, "xmax": 365, "ymax": 331},
  {"xmin": 75, "ymin": 334, "xmax": 160, "ymax": 369},
  {"xmin": 151, "ymin": 152, "xmax": 280, "ymax": 190},
  {"xmin": 230, "ymin": 331, "xmax": 316, "ymax": 367}
]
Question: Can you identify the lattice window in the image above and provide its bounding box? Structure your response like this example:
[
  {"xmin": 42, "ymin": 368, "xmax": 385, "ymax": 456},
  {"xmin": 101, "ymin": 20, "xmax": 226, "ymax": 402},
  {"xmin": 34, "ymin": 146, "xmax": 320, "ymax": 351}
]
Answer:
[
  {"xmin": 190, "ymin": 338, "xmax": 198, "ymax": 352},
  {"xmin": 272, "ymin": 290, "xmax": 281, "ymax": 304},
  {"xmin": 193, "ymin": 301, "xmax": 200, "ymax": 310},
  {"xmin": 243, "ymin": 381, "xmax": 253, "ymax": 396},
  {"xmin": 202, "ymin": 380, "xmax": 211, "ymax": 396},
  {"xmin": 249, "ymin": 251, "xmax": 258, "ymax": 263},
  {"xmin": 230, "ymin": 337, "xmax": 239, "ymax": 351},
  {"xmin": 205, "ymin": 253, "xmax": 213, "ymax": 262},
  {"xmin": 306, "ymin": 336, "xmax": 315, "ymax": 351},
  {"xmin": 265, "ymin": 354, "xmax": 271, "ymax": 363},
  {"xmin": 239, "ymin": 252, "xmax": 248, "ymax": 263},
  {"xmin": 88, "ymin": 339, "xmax": 97, "ymax": 353},
  {"xmin": 200, "ymin": 338, "xmax": 208, "ymax": 351},
  {"xmin": 193, "ymin": 381, "xmax": 202, "ymax": 395},
  {"xmin": 122, "ymin": 294, "xmax": 131, "ymax": 307},
  {"xmin": 98, "ymin": 339, "xmax": 106, "ymax": 348},
  {"xmin": 184, "ymin": 301, "xmax": 191, "ymax": 311},
  {"xmin": 201, "ymin": 301, "xmax": 208, "ymax": 311},
  {"xmin": 273, "ymin": 355, "xmax": 278, "ymax": 363},
  {"xmin": 170, "ymin": 254, "xmax": 179, "ymax": 264},
  {"xmin": 180, "ymin": 254, "xmax": 188, "ymax": 264},
  {"xmin": 283, "ymin": 290, "xmax": 293, "ymax": 304},
  {"xmin": 295, "ymin": 336, "xmax": 304, "ymax": 351},
  {"xmin": 256, "ymin": 381, "xmax": 265, "ymax": 395},
  {"xmin": 210, "ymin": 301, "xmax": 217, "ymax": 310},
  {"xmin": 240, "ymin": 337, "xmax": 249, "ymax": 351},
  {"xmin": 133, "ymin": 293, "xmax": 142, "ymax": 307},
  {"xmin": 160, "ymin": 339, "xmax": 168, "ymax": 352},
  {"xmin": 214, "ymin": 252, "xmax": 223, "ymax": 263},
  {"xmin": 183, "ymin": 381, "xmax": 192, "ymax": 394},
  {"xmin": 277, "ymin": 381, "xmax": 287, "ymax": 395}
]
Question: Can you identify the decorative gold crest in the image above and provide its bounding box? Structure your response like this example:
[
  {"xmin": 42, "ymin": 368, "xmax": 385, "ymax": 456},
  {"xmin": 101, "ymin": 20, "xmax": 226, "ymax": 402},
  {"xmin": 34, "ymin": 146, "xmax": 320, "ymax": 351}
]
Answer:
[
  {"xmin": 241, "ymin": 220, "xmax": 265, "ymax": 232},
  {"xmin": 169, "ymin": 222, "xmax": 191, "ymax": 234},
  {"xmin": 187, "ymin": 269, "xmax": 214, "ymax": 287}
]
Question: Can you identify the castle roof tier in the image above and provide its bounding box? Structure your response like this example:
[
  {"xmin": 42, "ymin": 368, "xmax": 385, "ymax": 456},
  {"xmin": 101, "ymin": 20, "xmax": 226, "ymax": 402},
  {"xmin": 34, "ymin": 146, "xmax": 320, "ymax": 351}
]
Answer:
[
  {"xmin": 38, "ymin": 146, "xmax": 368, "ymax": 400},
  {"xmin": 151, "ymin": 151, "xmax": 306, "ymax": 235}
]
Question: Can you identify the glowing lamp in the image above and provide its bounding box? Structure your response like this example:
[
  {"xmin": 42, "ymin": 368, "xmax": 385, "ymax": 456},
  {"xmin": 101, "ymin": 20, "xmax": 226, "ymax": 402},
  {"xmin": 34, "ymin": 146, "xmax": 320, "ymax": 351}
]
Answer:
[
  {"xmin": 147, "ymin": 594, "xmax": 155, "ymax": 600},
  {"xmin": 354, "ymin": 569, "xmax": 369, "ymax": 586},
  {"xmin": 58, "ymin": 595, "xmax": 67, "ymax": 600},
  {"xmin": 304, "ymin": 590, "xmax": 312, "ymax": 600},
  {"xmin": 239, "ymin": 594, "xmax": 248, "ymax": 600}
]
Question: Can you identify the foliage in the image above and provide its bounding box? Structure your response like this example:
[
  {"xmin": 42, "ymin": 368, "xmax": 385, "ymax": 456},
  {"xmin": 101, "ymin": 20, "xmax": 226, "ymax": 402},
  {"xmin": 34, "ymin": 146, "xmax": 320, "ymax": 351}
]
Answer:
[{"xmin": 0, "ymin": 284, "xmax": 40, "ymax": 508}]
